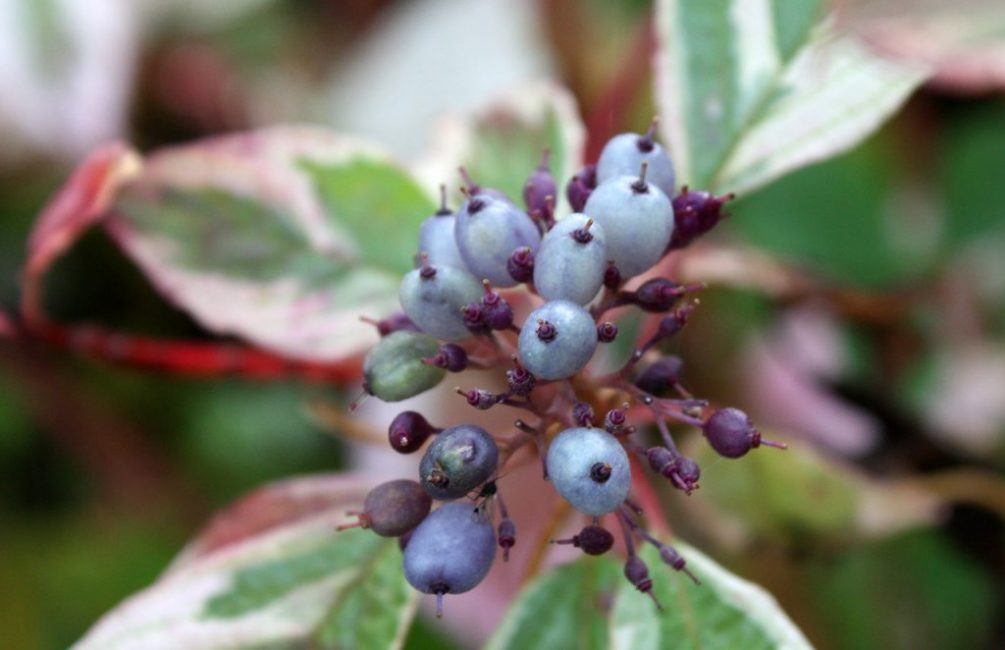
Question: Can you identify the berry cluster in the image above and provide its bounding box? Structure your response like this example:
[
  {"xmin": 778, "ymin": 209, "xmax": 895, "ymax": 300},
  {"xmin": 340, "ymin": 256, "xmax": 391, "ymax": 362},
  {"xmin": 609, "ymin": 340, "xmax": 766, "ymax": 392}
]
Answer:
[{"xmin": 341, "ymin": 120, "xmax": 781, "ymax": 616}]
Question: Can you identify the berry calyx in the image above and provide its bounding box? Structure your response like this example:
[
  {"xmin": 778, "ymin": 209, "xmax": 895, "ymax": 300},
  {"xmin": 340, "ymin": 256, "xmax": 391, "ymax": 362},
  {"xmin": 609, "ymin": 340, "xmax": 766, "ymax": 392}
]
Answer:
[
  {"xmin": 597, "ymin": 321, "xmax": 618, "ymax": 343},
  {"xmin": 536, "ymin": 319, "xmax": 557, "ymax": 342},
  {"xmin": 507, "ymin": 246, "xmax": 535, "ymax": 283},
  {"xmin": 572, "ymin": 401, "xmax": 595, "ymax": 427}
]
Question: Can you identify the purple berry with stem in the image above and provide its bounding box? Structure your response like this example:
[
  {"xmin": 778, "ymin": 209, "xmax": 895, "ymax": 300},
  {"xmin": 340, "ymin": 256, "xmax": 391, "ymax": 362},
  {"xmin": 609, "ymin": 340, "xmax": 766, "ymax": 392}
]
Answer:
[
  {"xmin": 505, "ymin": 357, "xmax": 536, "ymax": 397},
  {"xmin": 534, "ymin": 214, "xmax": 608, "ymax": 305},
  {"xmin": 419, "ymin": 424, "xmax": 499, "ymax": 499},
  {"xmin": 480, "ymin": 280, "xmax": 514, "ymax": 330},
  {"xmin": 546, "ymin": 427, "xmax": 631, "ymax": 516},
  {"xmin": 703, "ymin": 407, "xmax": 786, "ymax": 458},
  {"xmin": 583, "ymin": 163, "xmax": 675, "ymax": 279},
  {"xmin": 388, "ymin": 411, "xmax": 441, "ymax": 454},
  {"xmin": 518, "ymin": 300, "xmax": 598, "ymax": 380},
  {"xmin": 403, "ymin": 501, "xmax": 497, "ymax": 617},
  {"xmin": 596, "ymin": 118, "xmax": 676, "ymax": 198},
  {"xmin": 634, "ymin": 356, "xmax": 685, "ymax": 396},
  {"xmin": 552, "ymin": 524, "xmax": 615, "ymax": 555},
  {"xmin": 337, "ymin": 479, "xmax": 432, "ymax": 537}
]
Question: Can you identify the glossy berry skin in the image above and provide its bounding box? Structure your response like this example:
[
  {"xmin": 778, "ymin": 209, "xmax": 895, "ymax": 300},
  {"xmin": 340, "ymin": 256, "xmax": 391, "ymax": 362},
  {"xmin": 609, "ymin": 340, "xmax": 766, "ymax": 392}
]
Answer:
[
  {"xmin": 419, "ymin": 424, "xmax": 499, "ymax": 500},
  {"xmin": 363, "ymin": 331, "xmax": 445, "ymax": 402},
  {"xmin": 455, "ymin": 195, "xmax": 541, "ymax": 287},
  {"xmin": 596, "ymin": 132, "xmax": 676, "ymax": 198},
  {"xmin": 703, "ymin": 407, "xmax": 758, "ymax": 458},
  {"xmin": 388, "ymin": 411, "xmax": 439, "ymax": 454},
  {"xmin": 546, "ymin": 427, "xmax": 631, "ymax": 516},
  {"xmin": 418, "ymin": 211, "xmax": 467, "ymax": 272},
  {"xmin": 518, "ymin": 300, "xmax": 598, "ymax": 380},
  {"xmin": 533, "ymin": 214, "xmax": 608, "ymax": 305},
  {"xmin": 399, "ymin": 264, "xmax": 482, "ymax": 341},
  {"xmin": 362, "ymin": 480, "xmax": 432, "ymax": 537},
  {"xmin": 583, "ymin": 175, "xmax": 674, "ymax": 279},
  {"xmin": 403, "ymin": 502, "xmax": 496, "ymax": 598}
]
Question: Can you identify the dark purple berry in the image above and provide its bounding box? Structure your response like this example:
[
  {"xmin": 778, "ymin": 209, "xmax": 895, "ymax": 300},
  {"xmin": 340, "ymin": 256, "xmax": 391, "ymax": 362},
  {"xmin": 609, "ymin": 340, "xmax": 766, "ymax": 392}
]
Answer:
[
  {"xmin": 565, "ymin": 164, "xmax": 597, "ymax": 212},
  {"xmin": 553, "ymin": 524, "xmax": 614, "ymax": 555},
  {"xmin": 603, "ymin": 262, "xmax": 622, "ymax": 290},
  {"xmin": 624, "ymin": 555, "xmax": 662, "ymax": 610},
  {"xmin": 621, "ymin": 278, "xmax": 685, "ymax": 312},
  {"xmin": 388, "ymin": 411, "xmax": 440, "ymax": 454},
  {"xmin": 597, "ymin": 321, "xmax": 618, "ymax": 343},
  {"xmin": 668, "ymin": 187, "xmax": 734, "ymax": 251},
  {"xmin": 337, "ymin": 479, "xmax": 432, "ymax": 537},
  {"xmin": 702, "ymin": 407, "xmax": 785, "ymax": 458},
  {"xmin": 634, "ymin": 356, "xmax": 684, "ymax": 396},
  {"xmin": 507, "ymin": 246, "xmax": 535, "ymax": 283},
  {"xmin": 423, "ymin": 343, "xmax": 468, "ymax": 372}
]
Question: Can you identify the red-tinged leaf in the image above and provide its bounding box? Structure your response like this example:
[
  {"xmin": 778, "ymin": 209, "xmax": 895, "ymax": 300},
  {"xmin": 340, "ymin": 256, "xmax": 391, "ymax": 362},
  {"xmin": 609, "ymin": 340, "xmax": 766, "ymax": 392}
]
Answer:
[
  {"xmin": 75, "ymin": 473, "xmax": 420, "ymax": 650},
  {"xmin": 105, "ymin": 126, "xmax": 436, "ymax": 362},
  {"xmin": 22, "ymin": 142, "xmax": 142, "ymax": 323}
]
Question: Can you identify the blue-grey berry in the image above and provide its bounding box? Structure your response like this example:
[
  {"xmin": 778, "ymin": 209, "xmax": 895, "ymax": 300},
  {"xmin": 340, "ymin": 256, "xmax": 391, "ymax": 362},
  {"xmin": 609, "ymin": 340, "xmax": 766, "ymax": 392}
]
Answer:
[
  {"xmin": 596, "ymin": 122, "xmax": 676, "ymax": 197},
  {"xmin": 399, "ymin": 263, "xmax": 482, "ymax": 341},
  {"xmin": 546, "ymin": 427, "xmax": 630, "ymax": 516},
  {"xmin": 517, "ymin": 300, "xmax": 598, "ymax": 380},
  {"xmin": 533, "ymin": 214, "xmax": 608, "ymax": 305},
  {"xmin": 455, "ymin": 195, "xmax": 541, "ymax": 287}
]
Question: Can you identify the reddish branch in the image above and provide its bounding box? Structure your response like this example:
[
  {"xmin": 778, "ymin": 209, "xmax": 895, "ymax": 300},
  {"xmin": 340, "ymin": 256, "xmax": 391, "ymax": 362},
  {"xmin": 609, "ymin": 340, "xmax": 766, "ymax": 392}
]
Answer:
[{"xmin": 4, "ymin": 318, "xmax": 360, "ymax": 384}]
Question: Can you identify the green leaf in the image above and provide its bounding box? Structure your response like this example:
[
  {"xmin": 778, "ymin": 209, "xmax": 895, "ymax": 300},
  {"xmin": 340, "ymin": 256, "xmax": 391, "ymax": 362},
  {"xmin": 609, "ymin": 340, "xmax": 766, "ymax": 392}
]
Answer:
[
  {"xmin": 73, "ymin": 474, "xmax": 419, "ymax": 650},
  {"xmin": 418, "ymin": 81, "xmax": 585, "ymax": 214},
  {"xmin": 107, "ymin": 126, "xmax": 432, "ymax": 361},
  {"xmin": 485, "ymin": 559, "xmax": 620, "ymax": 650},
  {"xmin": 610, "ymin": 544, "xmax": 812, "ymax": 649},
  {"xmin": 487, "ymin": 544, "xmax": 812, "ymax": 650},
  {"xmin": 685, "ymin": 436, "xmax": 940, "ymax": 545},
  {"xmin": 654, "ymin": 0, "xmax": 929, "ymax": 195}
]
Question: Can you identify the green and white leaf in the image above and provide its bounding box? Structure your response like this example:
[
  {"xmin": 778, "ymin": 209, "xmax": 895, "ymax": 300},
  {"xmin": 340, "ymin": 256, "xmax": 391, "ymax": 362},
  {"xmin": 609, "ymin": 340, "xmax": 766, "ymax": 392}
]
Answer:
[
  {"xmin": 73, "ymin": 474, "xmax": 418, "ymax": 650},
  {"xmin": 107, "ymin": 126, "xmax": 436, "ymax": 361},
  {"xmin": 609, "ymin": 543, "xmax": 813, "ymax": 650},
  {"xmin": 654, "ymin": 0, "xmax": 930, "ymax": 195},
  {"xmin": 487, "ymin": 543, "xmax": 812, "ymax": 650},
  {"xmin": 416, "ymin": 80, "xmax": 585, "ymax": 216}
]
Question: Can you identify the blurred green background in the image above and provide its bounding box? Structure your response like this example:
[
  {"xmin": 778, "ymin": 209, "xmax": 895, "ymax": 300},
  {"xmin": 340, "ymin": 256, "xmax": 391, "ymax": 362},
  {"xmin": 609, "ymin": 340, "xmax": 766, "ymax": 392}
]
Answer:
[{"xmin": 1, "ymin": 0, "xmax": 1003, "ymax": 648}]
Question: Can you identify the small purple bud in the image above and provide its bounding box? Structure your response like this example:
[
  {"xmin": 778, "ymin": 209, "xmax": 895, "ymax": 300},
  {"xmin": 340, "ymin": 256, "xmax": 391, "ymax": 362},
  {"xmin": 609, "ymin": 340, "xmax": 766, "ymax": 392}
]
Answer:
[
  {"xmin": 624, "ymin": 555, "xmax": 662, "ymax": 610},
  {"xmin": 523, "ymin": 149, "xmax": 557, "ymax": 219},
  {"xmin": 646, "ymin": 446, "xmax": 674, "ymax": 474},
  {"xmin": 572, "ymin": 402, "xmax": 595, "ymax": 427},
  {"xmin": 507, "ymin": 246, "xmax": 535, "ymax": 284},
  {"xmin": 670, "ymin": 456, "xmax": 701, "ymax": 494},
  {"xmin": 597, "ymin": 321, "xmax": 618, "ymax": 343},
  {"xmin": 480, "ymin": 280, "xmax": 514, "ymax": 330},
  {"xmin": 361, "ymin": 312, "xmax": 419, "ymax": 337},
  {"xmin": 498, "ymin": 518, "xmax": 516, "ymax": 561},
  {"xmin": 553, "ymin": 524, "xmax": 613, "ymax": 555},
  {"xmin": 604, "ymin": 406, "xmax": 629, "ymax": 435},
  {"xmin": 658, "ymin": 544, "xmax": 699, "ymax": 584},
  {"xmin": 668, "ymin": 187, "xmax": 735, "ymax": 251},
  {"xmin": 423, "ymin": 343, "xmax": 468, "ymax": 372},
  {"xmin": 456, "ymin": 387, "xmax": 499, "ymax": 410},
  {"xmin": 623, "ymin": 278, "xmax": 685, "ymax": 312},
  {"xmin": 565, "ymin": 164, "xmax": 597, "ymax": 213},
  {"xmin": 506, "ymin": 358, "xmax": 536, "ymax": 397},
  {"xmin": 461, "ymin": 304, "xmax": 491, "ymax": 335}
]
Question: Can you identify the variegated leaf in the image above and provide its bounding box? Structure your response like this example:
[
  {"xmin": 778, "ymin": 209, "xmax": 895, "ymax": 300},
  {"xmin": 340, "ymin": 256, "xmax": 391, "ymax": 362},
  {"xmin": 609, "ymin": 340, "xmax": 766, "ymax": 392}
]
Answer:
[{"xmin": 654, "ymin": 0, "xmax": 929, "ymax": 195}]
